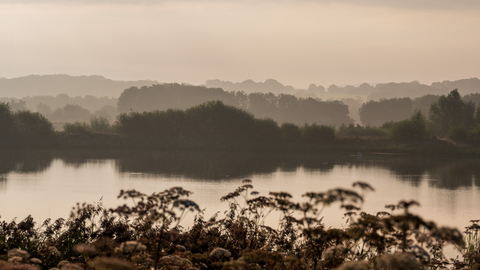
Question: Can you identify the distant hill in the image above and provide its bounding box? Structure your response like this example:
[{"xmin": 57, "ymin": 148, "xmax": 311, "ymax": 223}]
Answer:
[
  {"xmin": 327, "ymin": 78, "xmax": 480, "ymax": 101},
  {"xmin": 2, "ymin": 74, "xmax": 478, "ymax": 101},
  {"xmin": 206, "ymin": 78, "xmax": 480, "ymax": 101},
  {"xmin": 205, "ymin": 79, "xmax": 298, "ymax": 95},
  {"xmin": 431, "ymin": 78, "xmax": 480, "ymax": 95},
  {"xmin": 0, "ymin": 74, "xmax": 158, "ymax": 98}
]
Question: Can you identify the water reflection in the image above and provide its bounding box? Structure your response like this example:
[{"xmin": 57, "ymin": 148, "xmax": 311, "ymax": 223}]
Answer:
[
  {"xmin": 0, "ymin": 150, "xmax": 52, "ymax": 175},
  {"xmin": 0, "ymin": 150, "xmax": 479, "ymax": 190}
]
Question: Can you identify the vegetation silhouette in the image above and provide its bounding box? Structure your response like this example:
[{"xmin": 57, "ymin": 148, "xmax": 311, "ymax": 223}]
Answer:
[
  {"xmin": 117, "ymin": 84, "xmax": 354, "ymax": 126},
  {"xmin": 359, "ymin": 98, "xmax": 413, "ymax": 127},
  {"xmin": 0, "ymin": 180, "xmax": 477, "ymax": 269},
  {"xmin": 115, "ymin": 100, "xmax": 336, "ymax": 149},
  {"xmin": 2, "ymin": 149, "xmax": 480, "ymax": 191},
  {"xmin": 4, "ymin": 90, "xmax": 480, "ymax": 153},
  {"xmin": 0, "ymin": 103, "xmax": 57, "ymax": 148},
  {"xmin": 429, "ymin": 89, "xmax": 477, "ymax": 136}
]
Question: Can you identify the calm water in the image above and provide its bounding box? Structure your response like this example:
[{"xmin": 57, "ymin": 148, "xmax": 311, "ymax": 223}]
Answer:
[{"xmin": 1, "ymin": 150, "xmax": 479, "ymax": 233}]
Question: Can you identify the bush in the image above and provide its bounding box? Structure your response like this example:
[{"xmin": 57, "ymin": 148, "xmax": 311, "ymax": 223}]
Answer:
[
  {"xmin": 390, "ymin": 111, "xmax": 427, "ymax": 141},
  {"xmin": 253, "ymin": 118, "xmax": 281, "ymax": 142},
  {"xmin": 185, "ymin": 100, "xmax": 256, "ymax": 141},
  {"xmin": 64, "ymin": 122, "xmax": 89, "ymax": 134},
  {"xmin": 468, "ymin": 125, "xmax": 480, "ymax": 143},
  {"xmin": 280, "ymin": 122, "xmax": 302, "ymax": 142},
  {"xmin": 302, "ymin": 123, "xmax": 335, "ymax": 143},
  {"xmin": 337, "ymin": 123, "xmax": 387, "ymax": 137},
  {"xmin": 14, "ymin": 110, "xmax": 55, "ymax": 137},
  {"xmin": 90, "ymin": 116, "xmax": 113, "ymax": 132},
  {"xmin": 449, "ymin": 126, "xmax": 469, "ymax": 143},
  {"xmin": 0, "ymin": 102, "xmax": 16, "ymax": 140}
]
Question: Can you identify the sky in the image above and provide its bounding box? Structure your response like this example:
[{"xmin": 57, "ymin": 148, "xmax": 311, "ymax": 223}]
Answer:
[{"xmin": 1, "ymin": 0, "xmax": 480, "ymax": 89}]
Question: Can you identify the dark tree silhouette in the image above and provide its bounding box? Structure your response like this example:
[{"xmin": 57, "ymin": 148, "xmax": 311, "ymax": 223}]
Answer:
[
  {"xmin": 359, "ymin": 98, "xmax": 413, "ymax": 126},
  {"xmin": 429, "ymin": 89, "xmax": 476, "ymax": 135}
]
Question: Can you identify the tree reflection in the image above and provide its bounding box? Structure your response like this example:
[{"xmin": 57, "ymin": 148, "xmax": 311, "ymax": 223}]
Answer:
[
  {"xmin": 0, "ymin": 151, "xmax": 53, "ymax": 189},
  {"xmin": 0, "ymin": 150, "xmax": 479, "ymax": 191}
]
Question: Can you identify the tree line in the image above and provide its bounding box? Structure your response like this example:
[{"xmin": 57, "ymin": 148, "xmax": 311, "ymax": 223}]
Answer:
[
  {"xmin": 0, "ymin": 100, "xmax": 338, "ymax": 149},
  {"xmin": 4, "ymin": 86, "xmax": 480, "ymax": 147},
  {"xmin": 359, "ymin": 91, "xmax": 480, "ymax": 128},
  {"xmin": 348, "ymin": 89, "xmax": 480, "ymax": 142},
  {"xmin": 117, "ymin": 84, "xmax": 354, "ymax": 126}
]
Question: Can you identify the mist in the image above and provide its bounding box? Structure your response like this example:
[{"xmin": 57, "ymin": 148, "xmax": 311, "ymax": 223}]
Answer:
[{"xmin": 1, "ymin": 1, "xmax": 479, "ymax": 88}]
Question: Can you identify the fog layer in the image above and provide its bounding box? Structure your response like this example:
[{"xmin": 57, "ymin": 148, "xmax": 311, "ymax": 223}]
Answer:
[{"xmin": 1, "ymin": 1, "xmax": 479, "ymax": 87}]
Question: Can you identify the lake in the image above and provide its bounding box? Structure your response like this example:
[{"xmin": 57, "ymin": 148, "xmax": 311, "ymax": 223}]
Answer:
[{"xmin": 1, "ymin": 150, "xmax": 479, "ymax": 234}]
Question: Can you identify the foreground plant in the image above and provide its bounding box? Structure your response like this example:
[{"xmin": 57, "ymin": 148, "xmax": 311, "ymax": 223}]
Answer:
[{"xmin": 0, "ymin": 181, "xmax": 477, "ymax": 270}]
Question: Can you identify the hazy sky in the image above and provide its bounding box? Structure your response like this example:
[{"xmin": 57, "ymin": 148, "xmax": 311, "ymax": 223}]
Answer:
[{"xmin": 1, "ymin": 0, "xmax": 479, "ymax": 88}]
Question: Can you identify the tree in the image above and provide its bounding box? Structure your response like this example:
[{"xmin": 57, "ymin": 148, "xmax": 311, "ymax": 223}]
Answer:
[
  {"xmin": 359, "ymin": 98, "xmax": 413, "ymax": 126},
  {"xmin": 429, "ymin": 89, "xmax": 476, "ymax": 135},
  {"xmin": 14, "ymin": 111, "xmax": 55, "ymax": 140},
  {"xmin": 0, "ymin": 102, "xmax": 16, "ymax": 140},
  {"xmin": 390, "ymin": 111, "xmax": 428, "ymax": 141}
]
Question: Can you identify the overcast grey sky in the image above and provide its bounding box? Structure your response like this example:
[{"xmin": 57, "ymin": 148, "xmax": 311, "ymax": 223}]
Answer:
[{"xmin": 1, "ymin": 0, "xmax": 479, "ymax": 88}]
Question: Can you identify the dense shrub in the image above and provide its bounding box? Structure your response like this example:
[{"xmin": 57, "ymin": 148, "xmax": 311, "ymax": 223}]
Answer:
[
  {"xmin": 359, "ymin": 97, "xmax": 413, "ymax": 126},
  {"xmin": 301, "ymin": 123, "xmax": 335, "ymax": 143},
  {"xmin": 64, "ymin": 117, "xmax": 114, "ymax": 134},
  {"xmin": 449, "ymin": 126, "xmax": 469, "ymax": 143},
  {"xmin": 116, "ymin": 109, "xmax": 186, "ymax": 139},
  {"xmin": 469, "ymin": 125, "xmax": 480, "ymax": 143},
  {"xmin": 89, "ymin": 116, "xmax": 114, "ymax": 132},
  {"xmin": 280, "ymin": 122, "xmax": 302, "ymax": 142},
  {"xmin": 63, "ymin": 121, "xmax": 89, "ymax": 134},
  {"xmin": 337, "ymin": 123, "xmax": 387, "ymax": 137},
  {"xmin": 390, "ymin": 111, "xmax": 428, "ymax": 141},
  {"xmin": 14, "ymin": 111, "xmax": 55, "ymax": 137},
  {"xmin": 51, "ymin": 104, "xmax": 92, "ymax": 122},
  {"xmin": 118, "ymin": 84, "xmax": 354, "ymax": 126},
  {"xmin": 185, "ymin": 100, "xmax": 256, "ymax": 141},
  {"xmin": 253, "ymin": 118, "xmax": 281, "ymax": 142},
  {"xmin": 0, "ymin": 103, "xmax": 56, "ymax": 146},
  {"xmin": 0, "ymin": 102, "xmax": 16, "ymax": 140},
  {"xmin": 429, "ymin": 89, "xmax": 476, "ymax": 136}
]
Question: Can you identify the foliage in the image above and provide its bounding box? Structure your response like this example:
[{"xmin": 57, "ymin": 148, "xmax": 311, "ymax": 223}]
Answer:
[
  {"xmin": 0, "ymin": 102, "xmax": 17, "ymax": 140},
  {"xmin": 117, "ymin": 84, "xmax": 354, "ymax": 126},
  {"xmin": 413, "ymin": 94, "xmax": 441, "ymax": 117},
  {"xmin": 0, "ymin": 180, "xmax": 476, "ymax": 270},
  {"xmin": 253, "ymin": 118, "xmax": 281, "ymax": 142},
  {"xmin": 0, "ymin": 103, "xmax": 56, "ymax": 147},
  {"xmin": 359, "ymin": 98, "xmax": 413, "ymax": 126},
  {"xmin": 449, "ymin": 126, "xmax": 469, "ymax": 143},
  {"xmin": 185, "ymin": 100, "xmax": 257, "ymax": 142},
  {"xmin": 337, "ymin": 123, "xmax": 387, "ymax": 138},
  {"xmin": 301, "ymin": 123, "xmax": 336, "ymax": 143},
  {"xmin": 429, "ymin": 89, "xmax": 476, "ymax": 136},
  {"xmin": 64, "ymin": 117, "xmax": 113, "ymax": 134},
  {"xmin": 89, "ymin": 116, "xmax": 113, "ymax": 133},
  {"xmin": 13, "ymin": 111, "xmax": 55, "ymax": 145},
  {"xmin": 390, "ymin": 111, "xmax": 428, "ymax": 141},
  {"xmin": 116, "ymin": 101, "xmax": 336, "ymax": 147},
  {"xmin": 63, "ymin": 122, "xmax": 90, "ymax": 134},
  {"xmin": 468, "ymin": 125, "xmax": 480, "ymax": 143},
  {"xmin": 14, "ymin": 111, "xmax": 55, "ymax": 137},
  {"xmin": 280, "ymin": 122, "xmax": 302, "ymax": 142}
]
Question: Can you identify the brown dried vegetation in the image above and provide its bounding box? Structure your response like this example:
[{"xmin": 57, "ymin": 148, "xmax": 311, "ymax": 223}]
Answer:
[{"xmin": 0, "ymin": 181, "xmax": 478, "ymax": 270}]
